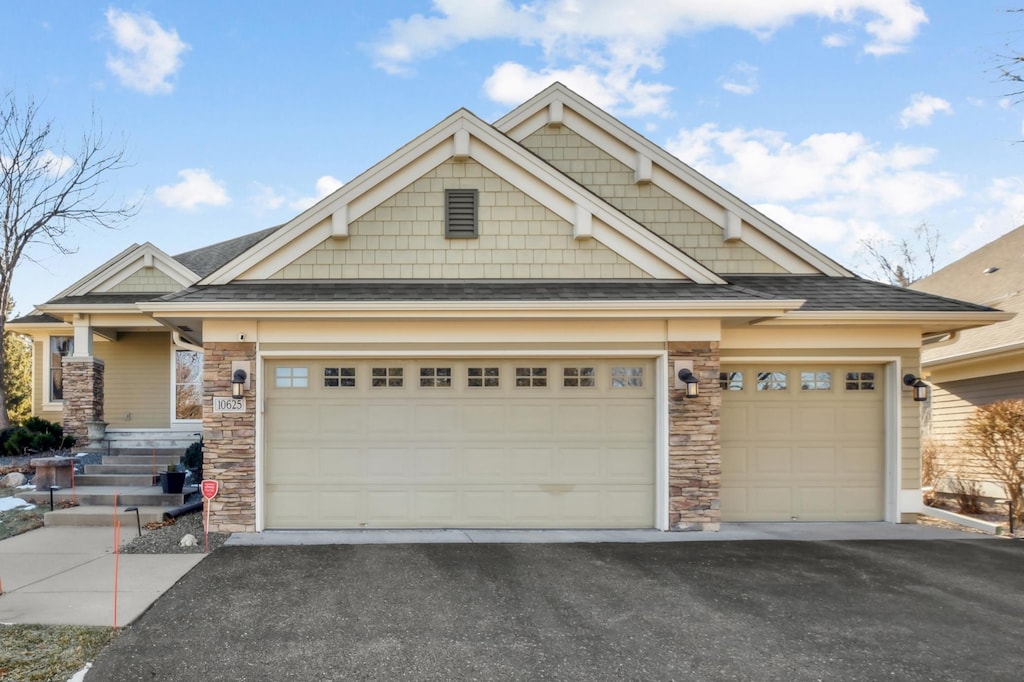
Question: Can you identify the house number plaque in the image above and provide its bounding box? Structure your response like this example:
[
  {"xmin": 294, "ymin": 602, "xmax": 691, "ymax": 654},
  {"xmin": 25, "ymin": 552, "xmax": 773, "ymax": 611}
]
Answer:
[{"xmin": 212, "ymin": 397, "xmax": 246, "ymax": 413}]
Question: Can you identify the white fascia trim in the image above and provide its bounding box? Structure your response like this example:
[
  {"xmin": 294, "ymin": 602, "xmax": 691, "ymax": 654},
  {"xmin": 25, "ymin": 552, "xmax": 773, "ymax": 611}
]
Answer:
[
  {"xmin": 254, "ymin": 347, "xmax": 672, "ymax": 533},
  {"xmin": 496, "ymin": 85, "xmax": 852, "ymax": 278},
  {"xmin": 751, "ymin": 311, "xmax": 1014, "ymax": 327},
  {"xmin": 143, "ymin": 299, "xmax": 806, "ymax": 319},
  {"xmin": 206, "ymin": 109, "xmax": 723, "ymax": 285},
  {"xmin": 60, "ymin": 243, "xmax": 199, "ymax": 297},
  {"xmin": 922, "ymin": 339, "xmax": 1024, "ymax": 368}
]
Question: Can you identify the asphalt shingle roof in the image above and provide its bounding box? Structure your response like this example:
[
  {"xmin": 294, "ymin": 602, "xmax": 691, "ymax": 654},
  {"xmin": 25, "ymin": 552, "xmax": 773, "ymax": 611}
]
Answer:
[
  {"xmin": 173, "ymin": 225, "xmax": 280, "ymax": 278},
  {"xmin": 727, "ymin": 275, "xmax": 994, "ymax": 313}
]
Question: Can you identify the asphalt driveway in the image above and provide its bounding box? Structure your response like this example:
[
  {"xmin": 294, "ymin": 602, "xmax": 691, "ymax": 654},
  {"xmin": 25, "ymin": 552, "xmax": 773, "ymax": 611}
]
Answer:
[{"xmin": 88, "ymin": 539, "xmax": 1024, "ymax": 681}]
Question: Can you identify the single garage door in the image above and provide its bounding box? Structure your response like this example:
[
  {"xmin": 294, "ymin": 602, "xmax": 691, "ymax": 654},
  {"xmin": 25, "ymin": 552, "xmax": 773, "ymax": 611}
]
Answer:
[
  {"xmin": 720, "ymin": 364, "xmax": 885, "ymax": 521},
  {"xmin": 264, "ymin": 358, "xmax": 655, "ymax": 529}
]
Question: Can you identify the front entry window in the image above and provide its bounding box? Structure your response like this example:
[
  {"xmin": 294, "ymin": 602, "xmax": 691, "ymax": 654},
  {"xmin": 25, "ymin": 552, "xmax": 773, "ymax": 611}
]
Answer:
[
  {"xmin": 49, "ymin": 336, "xmax": 74, "ymax": 402},
  {"xmin": 175, "ymin": 349, "xmax": 203, "ymax": 420}
]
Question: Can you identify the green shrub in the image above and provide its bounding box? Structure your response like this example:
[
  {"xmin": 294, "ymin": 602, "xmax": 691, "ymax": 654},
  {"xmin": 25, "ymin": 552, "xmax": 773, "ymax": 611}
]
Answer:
[
  {"xmin": 3, "ymin": 418, "xmax": 76, "ymax": 456},
  {"xmin": 182, "ymin": 440, "xmax": 203, "ymax": 481}
]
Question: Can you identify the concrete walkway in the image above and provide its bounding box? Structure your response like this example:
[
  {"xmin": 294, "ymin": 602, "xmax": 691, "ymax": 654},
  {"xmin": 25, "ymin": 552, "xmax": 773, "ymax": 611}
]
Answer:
[{"xmin": 0, "ymin": 527, "xmax": 205, "ymax": 626}]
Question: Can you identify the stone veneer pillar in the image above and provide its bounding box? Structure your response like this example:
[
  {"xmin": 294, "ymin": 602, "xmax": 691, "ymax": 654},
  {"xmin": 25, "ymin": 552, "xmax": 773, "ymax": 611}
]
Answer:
[
  {"xmin": 61, "ymin": 356, "xmax": 105, "ymax": 445},
  {"xmin": 667, "ymin": 341, "xmax": 721, "ymax": 531},
  {"xmin": 203, "ymin": 342, "xmax": 257, "ymax": 533}
]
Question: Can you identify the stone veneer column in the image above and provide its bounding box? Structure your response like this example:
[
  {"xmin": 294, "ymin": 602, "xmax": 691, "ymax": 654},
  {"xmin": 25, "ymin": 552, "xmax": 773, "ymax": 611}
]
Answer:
[
  {"xmin": 204, "ymin": 342, "xmax": 257, "ymax": 533},
  {"xmin": 61, "ymin": 356, "xmax": 104, "ymax": 445},
  {"xmin": 667, "ymin": 342, "xmax": 721, "ymax": 531}
]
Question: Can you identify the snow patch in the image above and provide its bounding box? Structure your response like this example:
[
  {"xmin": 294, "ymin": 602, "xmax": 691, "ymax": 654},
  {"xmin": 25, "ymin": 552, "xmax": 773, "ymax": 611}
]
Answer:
[{"xmin": 0, "ymin": 497, "xmax": 33, "ymax": 512}]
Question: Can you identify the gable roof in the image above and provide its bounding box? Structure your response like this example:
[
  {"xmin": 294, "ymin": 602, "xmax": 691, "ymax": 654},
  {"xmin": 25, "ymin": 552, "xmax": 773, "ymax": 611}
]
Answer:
[
  {"xmin": 494, "ymin": 83, "xmax": 852, "ymax": 278},
  {"xmin": 912, "ymin": 225, "xmax": 1024, "ymax": 365},
  {"xmin": 52, "ymin": 242, "xmax": 199, "ymax": 299},
  {"xmin": 173, "ymin": 225, "xmax": 280, "ymax": 278},
  {"xmin": 199, "ymin": 107, "xmax": 727, "ymax": 286}
]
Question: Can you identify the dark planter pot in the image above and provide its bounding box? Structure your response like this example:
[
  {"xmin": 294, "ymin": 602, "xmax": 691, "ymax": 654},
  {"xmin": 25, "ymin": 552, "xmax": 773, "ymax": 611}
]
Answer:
[{"xmin": 160, "ymin": 471, "xmax": 186, "ymax": 494}]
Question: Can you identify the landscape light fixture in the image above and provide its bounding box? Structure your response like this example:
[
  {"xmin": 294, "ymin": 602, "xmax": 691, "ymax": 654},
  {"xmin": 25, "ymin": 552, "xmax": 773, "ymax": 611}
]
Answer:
[
  {"xmin": 232, "ymin": 369, "xmax": 248, "ymax": 400},
  {"xmin": 677, "ymin": 368, "xmax": 700, "ymax": 399},
  {"xmin": 903, "ymin": 374, "xmax": 929, "ymax": 402}
]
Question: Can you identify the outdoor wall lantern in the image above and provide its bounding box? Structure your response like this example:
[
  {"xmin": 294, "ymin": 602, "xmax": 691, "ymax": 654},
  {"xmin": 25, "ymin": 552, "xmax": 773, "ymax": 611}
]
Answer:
[
  {"xmin": 232, "ymin": 369, "xmax": 248, "ymax": 400},
  {"xmin": 903, "ymin": 374, "xmax": 929, "ymax": 402},
  {"xmin": 677, "ymin": 368, "xmax": 700, "ymax": 399}
]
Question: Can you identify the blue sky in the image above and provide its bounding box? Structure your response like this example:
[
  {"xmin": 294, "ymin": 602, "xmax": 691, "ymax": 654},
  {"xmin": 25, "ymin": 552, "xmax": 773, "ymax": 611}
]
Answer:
[{"xmin": 2, "ymin": 1, "xmax": 1023, "ymax": 313}]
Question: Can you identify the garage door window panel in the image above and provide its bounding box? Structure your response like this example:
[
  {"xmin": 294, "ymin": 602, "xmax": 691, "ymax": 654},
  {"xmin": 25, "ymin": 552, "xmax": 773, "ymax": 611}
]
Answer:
[
  {"xmin": 611, "ymin": 366, "xmax": 643, "ymax": 388},
  {"xmin": 323, "ymin": 367, "xmax": 356, "ymax": 388},
  {"xmin": 275, "ymin": 367, "xmax": 309, "ymax": 388},
  {"xmin": 845, "ymin": 371, "xmax": 876, "ymax": 391},
  {"xmin": 468, "ymin": 367, "xmax": 500, "ymax": 387},
  {"xmin": 757, "ymin": 371, "xmax": 787, "ymax": 391},
  {"xmin": 563, "ymin": 366, "xmax": 596, "ymax": 388},
  {"xmin": 720, "ymin": 371, "xmax": 743, "ymax": 391},
  {"xmin": 800, "ymin": 371, "xmax": 831, "ymax": 391},
  {"xmin": 372, "ymin": 367, "xmax": 404, "ymax": 388},
  {"xmin": 420, "ymin": 367, "xmax": 452, "ymax": 387},
  {"xmin": 515, "ymin": 367, "xmax": 547, "ymax": 387}
]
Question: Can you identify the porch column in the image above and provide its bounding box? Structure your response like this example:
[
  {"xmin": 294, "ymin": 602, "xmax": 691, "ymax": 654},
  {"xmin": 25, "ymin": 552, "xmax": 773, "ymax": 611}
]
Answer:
[
  {"xmin": 61, "ymin": 356, "xmax": 105, "ymax": 446},
  {"xmin": 203, "ymin": 342, "xmax": 257, "ymax": 533},
  {"xmin": 667, "ymin": 341, "xmax": 721, "ymax": 531}
]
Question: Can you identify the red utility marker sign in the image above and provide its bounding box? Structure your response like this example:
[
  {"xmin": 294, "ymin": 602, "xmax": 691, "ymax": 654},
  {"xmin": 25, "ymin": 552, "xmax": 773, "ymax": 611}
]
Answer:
[{"xmin": 201, "ymin": 480, "xmax": 219, "ymax": 500}]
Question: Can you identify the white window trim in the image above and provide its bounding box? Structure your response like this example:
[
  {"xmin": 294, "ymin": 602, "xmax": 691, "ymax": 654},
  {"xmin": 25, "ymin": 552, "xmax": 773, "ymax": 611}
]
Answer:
[
  {"xmin": 171, "ymin": 344, "xmax": 204, "ymax": 425},
  {"xmin": 42, "ymin": 334, "xmax": 73, "ymax": 411}
]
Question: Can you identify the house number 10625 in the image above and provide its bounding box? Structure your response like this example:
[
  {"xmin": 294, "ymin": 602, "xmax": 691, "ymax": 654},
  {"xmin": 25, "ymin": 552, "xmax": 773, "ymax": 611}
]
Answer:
[{"xmin": 213, "ymin": 397, "xmax": 246, "ymax": 413}]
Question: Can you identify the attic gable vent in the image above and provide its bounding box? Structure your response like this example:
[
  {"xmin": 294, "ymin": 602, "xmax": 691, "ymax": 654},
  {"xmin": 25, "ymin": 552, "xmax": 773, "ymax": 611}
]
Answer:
[{"xmin": 445, "ymin": 188, "xmax": 478, "ymax": 238}]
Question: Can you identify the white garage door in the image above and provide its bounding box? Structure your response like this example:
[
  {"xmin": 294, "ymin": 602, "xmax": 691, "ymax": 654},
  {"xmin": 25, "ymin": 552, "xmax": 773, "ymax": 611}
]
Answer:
[
  {"xmin": 720, "ymin": 364, "xmax": 885, "ymax": 522},
  {"xmin": 264, "ymin": 358, "xmax": 655, "ymax": 529}
]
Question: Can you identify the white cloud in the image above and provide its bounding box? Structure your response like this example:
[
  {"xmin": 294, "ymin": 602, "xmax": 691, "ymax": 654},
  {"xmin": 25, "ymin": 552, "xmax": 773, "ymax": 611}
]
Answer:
[
  {"xmin": 375, "ymin": 1, "xmax": 927, "ymax": 115},
  {"xmin": 822, "ymin": 33, "xmax": 850, "ymax": 48},
  {"xmin": 105, "ymin": 8, "xmax": 190, "ymax": 94},
  {"xmin": 484, "ymin": 62, "xmax": 672, "ymax": 117},
  {"xmin": 720, "ymin": 63, "xmax": 759, "ymax": 96},
  {"xmin": 666, "ymin": 122, "xmax": 962, "ymax": 251},
  {"xmin": 898, "ymin": 93, "xmax": 952, "ymax": 128},
  {"xmin": 954, "ymin": 176, "xmax": 1024, "ymax": 257},
  {"xmin": 250, "ymin": 183, "xmax": 286, "ymax": 212},
  {"xmin": 155, "ymin": 169, "xmax": 230, "ymax": 210},
  {"xmin": 36, "ymin": 150, "xmax": 75, "ymax": 177},
  {"xmin": 289, "ymin": 175, "xmax": 344, "ymax": 211}
]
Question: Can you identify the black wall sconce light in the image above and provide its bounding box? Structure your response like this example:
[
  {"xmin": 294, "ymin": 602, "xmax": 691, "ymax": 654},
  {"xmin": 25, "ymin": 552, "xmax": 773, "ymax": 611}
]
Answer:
[
  {"xmin": 903, "ymin": 374, "xmax": 929, "ymax": 402},
  {"xmin": 232, "ymin": 368, "xmax": 248, "ymax": 400},
  {"xmin": 674, "ymin": 362, "xmax": 700, "ymax": 399}
]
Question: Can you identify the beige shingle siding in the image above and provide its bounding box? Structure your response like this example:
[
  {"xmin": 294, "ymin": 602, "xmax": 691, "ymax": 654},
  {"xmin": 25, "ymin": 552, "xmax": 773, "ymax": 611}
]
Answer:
[
  {"xmin": 521, "ymin": 126, "xmax": 787, "ymax": 275},
  {"xmin": 108, "ymin": 267, "xmax": 181, "ymax": 293},
  {"xmin": 927, "ymin": 373, "xmax": 1024, "ymax": 488},
  {"xmin": 270, "ymin": 159, "xmax": 651, "ymax": 280}
]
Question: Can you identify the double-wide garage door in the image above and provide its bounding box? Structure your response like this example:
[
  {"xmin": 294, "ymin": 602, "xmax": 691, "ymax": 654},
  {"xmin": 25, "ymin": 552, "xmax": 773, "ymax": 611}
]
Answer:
[
  {"xmin": 720, "ymin": 364, "xmax": 885, "ymax": 521},
  {"xmin": 265, "ymin": 358, "xmax": 655, "ymax": 529}
]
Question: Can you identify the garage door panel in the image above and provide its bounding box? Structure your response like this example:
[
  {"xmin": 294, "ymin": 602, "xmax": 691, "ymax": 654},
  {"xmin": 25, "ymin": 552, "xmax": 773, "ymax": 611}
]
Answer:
[
  {"xmin": 794, "ymin": 407, "xmax": 837, "ymax": 433},
  {"xmin": 265, "ymin": 358, "xmax": 654, "ymax": 529},
  {"xmin": 722, "ymin": 363, "xmax": 884, "ymax": 522},
  {"xmin": 462, "ymin": 404, "xmax": 506, "ymax": 432},
  {"xmin": 415, "ymin": 404, "xmax": 459, "ymax": 432},
  {"xmin": 753, "ymin": 407, "xmax": 792, "ymax": 434},
  {"xmin": 366, "ymin": 404, "xmax": 410, "ymax": 433},
  {"xmin": 509, "ymin": 404, "xmax": 554, "ymax": 434},
  {"xmin": 318, "ymin": 448, "xmax": 365, "ymax": 480},
  {"xmin": 753, "ymin": 447, "xmax": 792, "ymax": 474},
  {"xmin": 267, "ymin": 448, "xmax": 316, "ymax": 482},
  {"xmin": 794, "ymin": 447, "xmax": 837, "ymax": 475}
]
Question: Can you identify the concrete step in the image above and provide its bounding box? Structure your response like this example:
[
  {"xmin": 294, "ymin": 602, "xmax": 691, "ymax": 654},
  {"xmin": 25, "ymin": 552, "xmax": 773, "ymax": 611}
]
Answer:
[
  {"xmin": 75, "ymin": 474, "xmax": 159, "ymax": 487},
  {"xmin": 85, "ymin": 463, "xmax": 170, "ymax": 475},
  {"xmin": 102, "ymin": 454, "xmax": 182, "ymax": 466},
  {"xmin": 106, "ymin": 447, "xmax": 188, "ymax": 457},
  {"xmin": 17, "ymin": 485, "xmax": 197, "ymax": 508},
  {"xmin": 43, "ymin": 505, "xmax": 178, "ymax": 527}
]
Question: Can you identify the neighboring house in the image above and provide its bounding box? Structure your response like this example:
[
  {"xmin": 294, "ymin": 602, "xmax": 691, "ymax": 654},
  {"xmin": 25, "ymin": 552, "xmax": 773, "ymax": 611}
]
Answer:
[
  {"xmin": 911, "ymin": 225, "xmax": 1024, "ymax": 497},
  {"xmin": 9, "ymin": 84, "xmax": 1006, "ymax": 533}
]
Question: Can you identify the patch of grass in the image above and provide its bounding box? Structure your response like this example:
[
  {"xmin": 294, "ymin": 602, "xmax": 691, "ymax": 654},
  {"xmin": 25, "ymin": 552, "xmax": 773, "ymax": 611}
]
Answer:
[
  {"xmin": 0, "ymin": 487, "xmax": 46, "ymax": 541},
  {"xmin": 0, "ymin": 624, "xmax": 116, "ymax": 681}
]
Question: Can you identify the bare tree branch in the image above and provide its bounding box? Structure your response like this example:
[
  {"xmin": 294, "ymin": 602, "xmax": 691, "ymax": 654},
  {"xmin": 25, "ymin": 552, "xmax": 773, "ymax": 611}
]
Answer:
[
  {"xmin": 857, "ymin": 221, "xmax": 941, "ymax": 287},
  {"xmin": 0, "ymin": 91, "xmax": 136, "ymax": 427}
]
